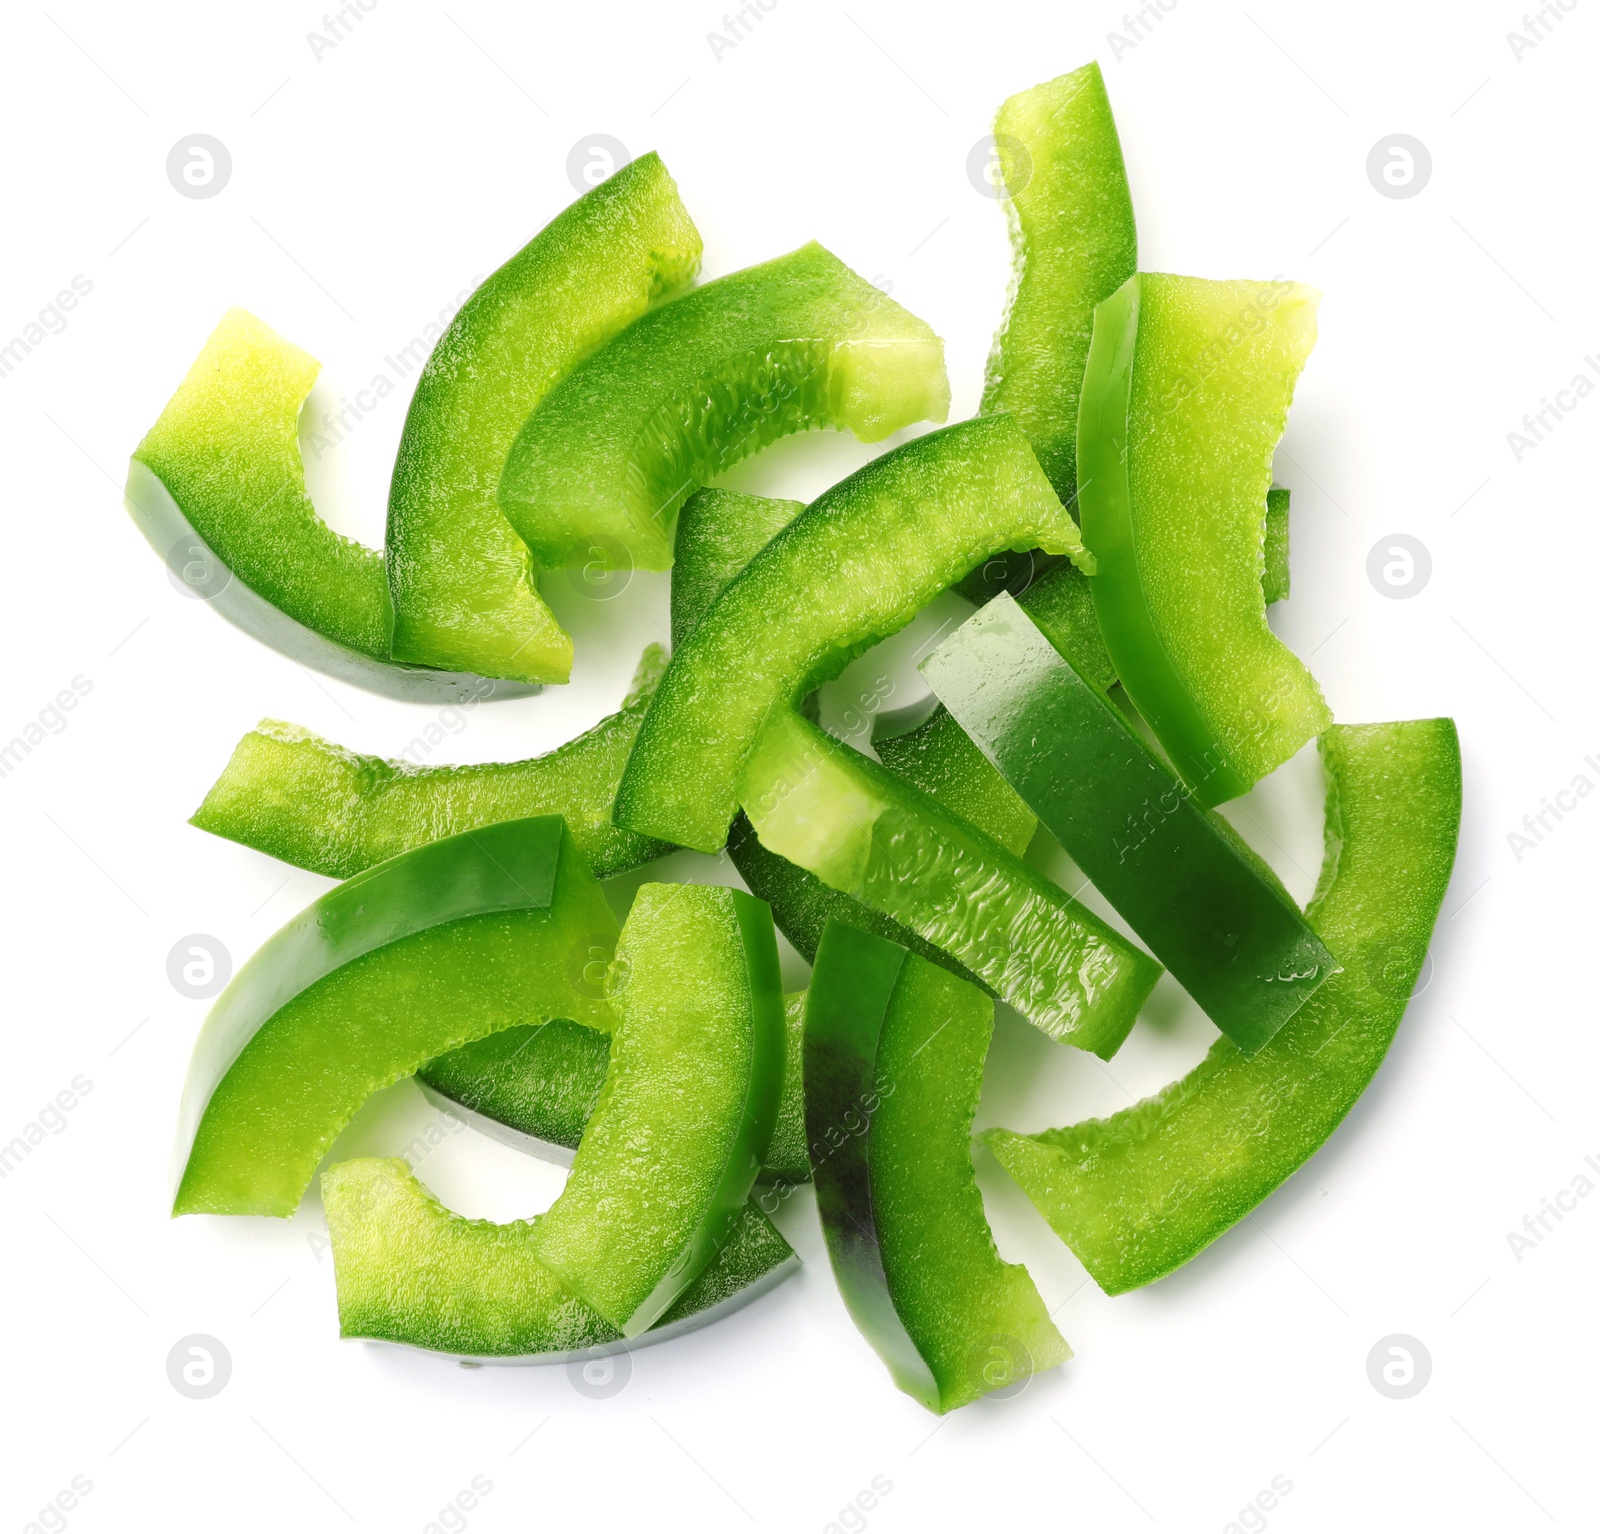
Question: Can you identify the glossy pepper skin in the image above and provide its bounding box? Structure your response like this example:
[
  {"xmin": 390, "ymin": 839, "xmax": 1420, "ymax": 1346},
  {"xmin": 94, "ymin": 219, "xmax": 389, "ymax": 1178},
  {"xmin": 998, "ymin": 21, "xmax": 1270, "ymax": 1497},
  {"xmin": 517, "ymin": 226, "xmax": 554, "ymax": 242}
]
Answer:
[
  {"xmin": 1077, "ymin": 272, "xmax": 1329, "ymax": 805},
  {"xmin": 528, "ymin": 884, "xmax": 786, "ymax": 1336},
  {"xmin": 980, "ymin": 62, "xmax": 1138, "ymax": 504},
  {"xmin": 499, "ymin": 241, "xmax": 950, "ymax": 573},
  {"xmin": 324, "ymin": 1158, "xmax": 795, "ymax": 1361},
  {"xmin": 615, "ymin": 414, "xmax": 1092, "ymax": 854},
  {"xmin": 742, "ymin": 707, "xmax": 1160, "ymax": 1057},
  {"xmin": 923, "ymin": 594, "xmax": 1336, "ymax": 1053},
  {"xmin": 985, "ymin": 719, "xmax": 1461, "ymax": 1293},
  {"xmin": 805, "ymin": 922, "xmax": 1069, "ymax": 1412},
  {"xmin": 172, "ymin": 817, "xmax": 618, "ymax": 1217},
  {"xmin": 190, "ymin": 646, "xmax": 672, "ymax": 882},
  {"xmin": 127, "ymin": 311, "xmax": 518, "ymax": 703},
  {"xmin": 386, "ymin": 151, "xmax": 702, "ymax": 683}
]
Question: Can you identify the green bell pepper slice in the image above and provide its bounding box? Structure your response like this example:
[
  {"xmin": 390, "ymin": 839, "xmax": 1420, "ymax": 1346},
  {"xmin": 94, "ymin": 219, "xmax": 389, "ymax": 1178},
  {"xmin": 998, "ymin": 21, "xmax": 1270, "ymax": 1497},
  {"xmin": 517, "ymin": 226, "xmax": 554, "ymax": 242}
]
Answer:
[
  {"xmin": 671, "ymin": 487, "xmax": 805, "ymax": 647},
  {"xmin": 172, "ymin": 816, "xmax": 616, "ymax": 1217},
  {"xmin": 1077, "ymin": 272, "xmax": 1329, "ymax": 804},
  {"xmin": 984, "ymin": 718, "xmax": 1461, "ymax": 1292},
  {"xmin": 386, "ymin": 151, "xmax": 701, "ymax": 683},
  {"xmin": 923, "ymin": 593, "xmax": 1335, "ymax": 1053},
  {"xmin": 616, "ymin": 414, "xmax": 1090, "ymax": 853},
  {"xmin": 323, "ymin": 1159, "xmax": 795, "ymax": 1362},
  {"xmin": 127, "ymin": 309, "xmax": 526, "ymax": 703},
  {"xmin": 728, "ymin": 704, "xmax": 1039, "ymax": 983},
  {"xmin": 1263, "ymin": 485, "xmax": 1291, "ymax": 604},
  {"xmin": 499, "ymin": 241, "xmax": 950, "ymax": 573},
  {"xmin": 416, "ymin": 991, "xmax": 813, "ymax": 1187},
  {"xmin": 527, "ymin": 883, "xmax": 785, "ymax": 1335},
  {"xmin": 190, "ymin": 645, "xmax": 671, "ymax": 882},
  {"xmin": 667, "ymin": 480, "xmax": 1036, "ymax": 972},
  {"xmin": 980, "ymin": 62, "xmax": 1138, "ymax": 504},
  {"xmin": 806, "ymin": 921, "xmax": 1069, "ymax": 1412},
  {"xmin": 742, "ymin": 707, "xmax": 1159, "ymax": 1057}
]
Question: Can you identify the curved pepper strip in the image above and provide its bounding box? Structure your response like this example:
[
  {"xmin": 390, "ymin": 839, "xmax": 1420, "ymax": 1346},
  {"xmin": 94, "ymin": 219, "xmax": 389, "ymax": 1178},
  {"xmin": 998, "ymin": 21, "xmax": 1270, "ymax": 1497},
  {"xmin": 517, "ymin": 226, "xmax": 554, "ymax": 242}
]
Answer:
[
  {"xmin": 742, "ymin": 707, "xmax": 1160, "ymax": 1057},
  {"xmin": 323, "ymin": 1159, "xmax": 795, "ymax": 1362},
  {"xmin": 1077, "ymin": 272, "xmax": 1329, "ymax": 804},
  {"xmin": 416, "ymin": 993, "xmax": 813, "ymax": 1187},
  {"xmin": 528, "ymin": 883, "xmax": 785, "ymax": 1335},
  {"xmin": 669, "ymin": 480, "xmax": 1036, "ymax": 974},
  {"xmin": 172, "ymin": 817, "xmax": 617, "ymax": 1216},
  {"xmin": 499, "ymin": 241, "xmax": 950, "ymax": 572},
  {"xmin": 671, "ymin": 487, "xmax": 806, "ymax": 648},
  {"xmin": 984, "ymin": 718, "xmax": 1461, "ymax": 1293},
  {"xmin": 190, "ymin": 646, "xmax": 671, "ymax": 882},
  {"xmin": 387, "ymin": 151, "xmax": 701, "ymax": 682},
  {"xmin": 616, "ymin": 414, "xmax": 1090, "ymax": 853},
  {"xmin": 923, "ymin": 594, "xmax": 1336, "ymax": 1053},
  {"xmin": 806, "ymin": 921, "xmax": 1069, "ymax": 1412},
  {"xmin": 127, "ymin": 310, "xmax": 524, "ymax": 703},
  {"xmin": 980, "ymin": 61, "xmax": 1138, "ymax": 504}
]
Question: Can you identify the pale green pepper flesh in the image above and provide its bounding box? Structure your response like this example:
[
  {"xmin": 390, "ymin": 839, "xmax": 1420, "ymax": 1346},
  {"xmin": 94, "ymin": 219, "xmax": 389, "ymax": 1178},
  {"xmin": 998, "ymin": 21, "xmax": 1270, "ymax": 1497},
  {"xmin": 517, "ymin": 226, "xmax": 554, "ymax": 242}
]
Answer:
[
  {"xmin": 616, "ymin": 414, "xmax": 1092, "ymax": 853},
  {"xmin": 805, "ymin": 922, "xmax": 1069, "ymax": 1412},
  {"xmin": 1077, "ymin": 272, "xmax": 1329, "ymax": 805},
  {"xmin": 190, "ymin": 646, "xmax": 671, "ymax": 882},
  {"xmin": 387, "ymin": 152, "xmax": 701, "ymax": 682},
  {"xmin": 324, "ymin": 1158, "xmax": 795, "ymax": 1359},
  {"xmin": 173, "ymin": 817, "xmax": 617, "ymax": 1217},
  {"xmin": 499, "ymin": 241, "xmax": 950, "ymax": 572},
  {"xmin": 742, "ymin": 708, "xmax": 1160, "ymax": 1057},
  {"xmin": 528, "ymin": 884, "xmax": 785, "ymax": 1335},
  {"xmin": 985, "ymin": 719, "xmax": 1461, "ymax": 1292}
]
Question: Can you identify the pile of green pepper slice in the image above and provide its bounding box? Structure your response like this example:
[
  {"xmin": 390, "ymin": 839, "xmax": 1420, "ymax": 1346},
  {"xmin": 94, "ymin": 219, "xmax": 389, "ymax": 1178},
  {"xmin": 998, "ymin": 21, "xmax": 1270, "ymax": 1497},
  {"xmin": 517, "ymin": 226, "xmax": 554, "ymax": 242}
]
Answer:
[{"xmin": 150, "ymin": 57, "xmax": 1461, "ymax": 1416}]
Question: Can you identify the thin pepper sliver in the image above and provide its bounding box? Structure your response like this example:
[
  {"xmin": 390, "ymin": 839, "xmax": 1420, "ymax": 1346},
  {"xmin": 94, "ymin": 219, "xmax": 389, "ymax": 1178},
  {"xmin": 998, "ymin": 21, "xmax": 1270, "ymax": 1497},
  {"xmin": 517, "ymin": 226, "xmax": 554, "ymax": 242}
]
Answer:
[{"xmin": 984, "ymin": 718, "xmax": 1461, "ymax": 1293}]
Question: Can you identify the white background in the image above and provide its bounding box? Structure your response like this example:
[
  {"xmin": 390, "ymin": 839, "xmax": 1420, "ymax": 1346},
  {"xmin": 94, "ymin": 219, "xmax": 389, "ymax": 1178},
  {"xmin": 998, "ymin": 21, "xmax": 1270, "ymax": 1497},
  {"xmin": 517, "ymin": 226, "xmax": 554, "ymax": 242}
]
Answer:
[{"xmin": 0, "ymin": 2, "xmax": 1593, "ymax": 1530}]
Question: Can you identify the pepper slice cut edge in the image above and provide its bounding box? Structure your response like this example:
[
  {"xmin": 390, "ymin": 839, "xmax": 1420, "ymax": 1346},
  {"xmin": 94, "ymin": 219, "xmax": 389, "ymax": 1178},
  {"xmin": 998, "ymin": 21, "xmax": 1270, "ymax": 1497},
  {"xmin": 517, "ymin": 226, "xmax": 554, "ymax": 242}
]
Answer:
[
  {"xmin": 190, "ymin": 645, "xmax": 672, "ymax": 882},
  {"xmin": 984, "ymin": 717, "xmax": 1461, "ymax": 1293},
  {"xmin": 323, "ymin": 1158, "xmax": 796, "ymax": 1362},
  {"xmin": 499, "ymin": 240, "xmax": 950, "ymax": 573}
]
